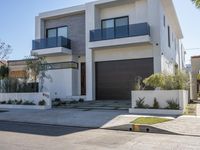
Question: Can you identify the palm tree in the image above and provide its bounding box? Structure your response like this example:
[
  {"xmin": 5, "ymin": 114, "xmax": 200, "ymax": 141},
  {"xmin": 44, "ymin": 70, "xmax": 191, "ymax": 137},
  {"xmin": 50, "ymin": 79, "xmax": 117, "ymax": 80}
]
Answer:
[{"xmin": 192, "ymin": 0, "xmax": 200, "ymax": 8}]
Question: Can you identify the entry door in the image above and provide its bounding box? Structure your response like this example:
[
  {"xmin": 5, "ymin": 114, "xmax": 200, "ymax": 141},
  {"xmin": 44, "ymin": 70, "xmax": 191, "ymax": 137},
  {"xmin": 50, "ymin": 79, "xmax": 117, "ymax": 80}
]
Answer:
[{"xmin": 81, "ymin": 63, "xmax": 86, "ymax": 95}]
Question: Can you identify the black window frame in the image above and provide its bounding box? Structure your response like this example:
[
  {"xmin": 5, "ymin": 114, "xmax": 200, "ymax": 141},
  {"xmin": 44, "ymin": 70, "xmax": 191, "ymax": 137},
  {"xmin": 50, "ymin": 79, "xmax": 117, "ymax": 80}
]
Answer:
[
  {"xmin": 101, "ymin": 16, "xmax": 129, "ymax": 38},
  {"xmin": 101, "ymin": 16, "xmax": 129, "ymax": 28},
  {"xmin": 163, "ymin": 15, "xmax": 166, "ymax": 27},
  {"xmin": 168, "ymin": 26, "xmax": 171, "ymax": 48},
  {"xmin": 46, "ymin": 26, "xmax": 68, "ymax": 38}
]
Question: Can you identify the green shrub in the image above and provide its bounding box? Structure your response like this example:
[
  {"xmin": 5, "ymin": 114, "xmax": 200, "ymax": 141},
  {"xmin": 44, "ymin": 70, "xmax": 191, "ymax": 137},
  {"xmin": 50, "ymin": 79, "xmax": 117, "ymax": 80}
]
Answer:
[
  {"xmin": 79, "ymin": 98, "xmax": 84, "ymax": 103},
  {"xmin": 153, "ymin": 98, "xmax": 160, "ymax": 109},
  {"xmin": 52, "ymin": 99, "xmax": 67, "ymax": 107},
  {"xmin": 143, "ymin": 71, "xmax": 189, "ymax": 90},
  {"xmin": 166, "ymin": 99, "xmax": 179, "ymax": 110},
  {"xmin": 54, "ymin": 98, "xmax": 61, "ymax": 102},
  {"xmin": 16, "ymin": 100, "xmax": 23, "ymax": 105},
  {"xmin": 136, "ymin": 97, "xmax": 146, "ymax": 108},
  {"xmin": 173, "ymin": 71, "xmax": 189, "ymax": 90},
  {"xmin": 162, "ymin": 75, "xmax": 174, "ymax": 90},
  {"xmin": 0, "ymin": 101, "xmax": 6, "ymax": 104},
  {"xmin": 38, "ymin": 100, "xmax": 46, "ymax": 106},
  {"xmin": 69, "ymin": 100, "xmax": 78, "ymax": 104},
  {"xmin": 0, "ymin": 65, "xmax": 9, "ymax": 79},
  {"xmin": 7, "ymin": 99, "xmax": 14, "ymax": 104},
  {"xmin": 133, "ymin": 76, "xmax": 144, "ymax": 90},
  {"xmin": 143, "ymin": 74, "xmax": 165, "ymax": 89},
  {"xmin": 23, "ymin": 101, "xmax": 36, "ymax": 105}
]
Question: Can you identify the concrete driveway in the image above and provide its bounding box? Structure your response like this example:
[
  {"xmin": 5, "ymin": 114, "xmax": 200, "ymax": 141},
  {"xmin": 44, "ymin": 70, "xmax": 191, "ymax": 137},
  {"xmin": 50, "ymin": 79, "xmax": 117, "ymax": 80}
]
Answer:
[
  {"xmin": 0, "ymin": 108, "xmax": 137, "ymax": 128},
  {"xmin": 1, "ymin": 108, "xmax": 200, "ymax": 137}
]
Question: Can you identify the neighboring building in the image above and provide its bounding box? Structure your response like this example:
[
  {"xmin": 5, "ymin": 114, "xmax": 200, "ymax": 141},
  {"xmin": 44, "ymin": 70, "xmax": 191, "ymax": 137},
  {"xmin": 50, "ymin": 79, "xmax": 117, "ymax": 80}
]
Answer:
[
  {"xmin": 191, "ymin": 56, "xmax": 200, "ymax": 100},
  {"xmin": 0, "ymin": 60, "xmax": 7, "ymax": 67},
  {"xmin": 7, "ymin": 59, "xmax": 39, "ymax": 82},
  {"xmin": 8, "ymin": 60, "xmax": 28, "ymax": 79},
  {"xmin": 31, "ymin": 0, "xmax": 184, "ymax": 100}
]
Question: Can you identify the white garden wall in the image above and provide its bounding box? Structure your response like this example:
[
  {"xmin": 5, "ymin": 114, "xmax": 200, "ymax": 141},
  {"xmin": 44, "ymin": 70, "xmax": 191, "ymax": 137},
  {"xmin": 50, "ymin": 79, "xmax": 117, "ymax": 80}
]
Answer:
[
  {"xmin": 0, "ymin": 93, "xmax": 51, "ymax": 110},
  {"xmin": 129, "ymin": 90, "xmax": 188, "ymax": 115}
]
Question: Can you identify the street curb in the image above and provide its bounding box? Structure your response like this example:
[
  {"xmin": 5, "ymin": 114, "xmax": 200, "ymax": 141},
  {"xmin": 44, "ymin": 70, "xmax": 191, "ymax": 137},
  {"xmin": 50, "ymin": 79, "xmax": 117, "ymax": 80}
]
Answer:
[
  {"xmin": 103, "ymin": 123, "xmax": 180, "ymax": 135},
  {"xmin": 0, "ymin": 120, "xmax": 98, "ymax": 130}
]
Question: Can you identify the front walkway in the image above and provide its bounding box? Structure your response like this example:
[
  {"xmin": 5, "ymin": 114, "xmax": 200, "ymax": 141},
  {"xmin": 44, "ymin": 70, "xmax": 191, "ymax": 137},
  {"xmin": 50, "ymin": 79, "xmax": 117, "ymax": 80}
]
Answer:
[{"xmin": 54, "ymin": 100, "xmax": 131, "ymax": 110}]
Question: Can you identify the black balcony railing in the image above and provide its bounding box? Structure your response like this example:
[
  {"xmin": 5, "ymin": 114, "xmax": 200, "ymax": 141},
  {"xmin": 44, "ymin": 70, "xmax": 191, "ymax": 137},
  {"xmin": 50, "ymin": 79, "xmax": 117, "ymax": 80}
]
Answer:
[
  {"xmin": 32, "ymin": 36, "xmax": 71, "ymax": 50},
  {"xmin": 90, "ymin": 23, "xmax": 150, "ymax": 42}
]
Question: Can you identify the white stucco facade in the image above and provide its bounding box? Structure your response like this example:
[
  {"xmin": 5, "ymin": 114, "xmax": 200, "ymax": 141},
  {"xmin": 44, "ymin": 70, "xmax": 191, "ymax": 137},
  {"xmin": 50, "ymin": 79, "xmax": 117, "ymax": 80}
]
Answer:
[{"xmin": 32, "ymin": 0, "xmax": 184, "ymax": 101}]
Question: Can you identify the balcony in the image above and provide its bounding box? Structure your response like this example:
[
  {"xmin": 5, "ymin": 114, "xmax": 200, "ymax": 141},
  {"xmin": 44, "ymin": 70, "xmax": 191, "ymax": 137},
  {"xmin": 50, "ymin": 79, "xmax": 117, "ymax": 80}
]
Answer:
[
  {"xmin": 89, "ymin": 23, "xmax": 151, "ymax": 48},
  {"xmin": 31, "ymin": 36, "xmax": 72, "ymax": 56}
]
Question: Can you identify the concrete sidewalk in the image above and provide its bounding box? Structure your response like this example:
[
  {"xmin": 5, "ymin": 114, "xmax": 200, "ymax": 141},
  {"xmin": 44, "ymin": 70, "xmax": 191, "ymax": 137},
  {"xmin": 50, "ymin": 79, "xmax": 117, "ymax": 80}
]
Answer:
[{"xmin": 153, "ymin": 116, "xmax": 200, "ymax": 136}]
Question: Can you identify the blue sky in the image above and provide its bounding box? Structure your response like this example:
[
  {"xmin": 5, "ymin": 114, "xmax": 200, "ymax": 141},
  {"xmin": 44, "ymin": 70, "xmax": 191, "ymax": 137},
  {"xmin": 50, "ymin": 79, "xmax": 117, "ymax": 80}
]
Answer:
[{"xmin": 0, "ymin": 0, "xmax": 200, "ymax": 64}]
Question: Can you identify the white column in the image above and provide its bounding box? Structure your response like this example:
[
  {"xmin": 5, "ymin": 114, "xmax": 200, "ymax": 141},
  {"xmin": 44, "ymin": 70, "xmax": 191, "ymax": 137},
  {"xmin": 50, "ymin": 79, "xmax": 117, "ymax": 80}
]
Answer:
[
  {"xmin": 35, "ymin": 16, "xmax": 45, "ymax": 39},
  {"xmin": 85, "ymin": 3, "xmax": 96, "ymax": 101}
]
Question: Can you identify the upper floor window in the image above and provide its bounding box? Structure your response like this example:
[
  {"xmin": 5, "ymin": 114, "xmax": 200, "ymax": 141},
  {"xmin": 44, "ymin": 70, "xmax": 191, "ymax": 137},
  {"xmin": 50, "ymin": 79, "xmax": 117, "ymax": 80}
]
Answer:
[
  {"xmin": 101, "ymin": 16, "xmax": 129, "ymax": 39},
  {"xmin": 101, "ymin": 16, "xmax": 129, "ymax": 29},
  {"xmin": 46, "ymin": 26, "xmax": 68, "ymax": 38},
  {"xmin": 168, "ymin": 26, "xmax": 171, "ymax": 48},
  {"xmin": 163, "ymin": 15, "xmax": 166, "ymax": 27}
]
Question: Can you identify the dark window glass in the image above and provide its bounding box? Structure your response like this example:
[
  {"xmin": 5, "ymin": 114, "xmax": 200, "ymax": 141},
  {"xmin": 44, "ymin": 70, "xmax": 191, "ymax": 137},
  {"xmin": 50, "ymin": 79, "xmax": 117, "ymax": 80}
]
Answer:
[
  {"xmin": 47, "ymin": 29, "xmax": 56, "ymax": 38},
  {"xmin": 101, "ymin": 16, "xmax": 129, "ymax": 39},
  {"xmin": 102, "ymin": 19, "xmax": 114, "ymax": 29},
  {"xmin": 102, "ymin": 19, "xmax": 114, "ymax": 39},
  {"xmin": 46, "ymin": 26, "xmax": 68, "ymax": 38},
  {"xmin": 115, "ymin": 17, "xmax": 128, "ymax": 27},
  {"xmin": 115, "ymin": 17, "xmax": 129, "ymax": 38},
  {"xmin": 58, "ymin": 27, "xmax": 68, "ymax": 38},
  {"xmin": 168, "ymin": 26, "xmax": 171, "ymax": 48},
  {"xmin": 163, "ymin": 16, "xmax": 166, "ymax": 27}
]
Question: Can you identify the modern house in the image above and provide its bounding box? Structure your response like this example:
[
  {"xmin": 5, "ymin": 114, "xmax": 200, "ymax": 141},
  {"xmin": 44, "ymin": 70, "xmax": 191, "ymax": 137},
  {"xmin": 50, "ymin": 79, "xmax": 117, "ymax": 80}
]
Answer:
[{"xmin": 31, "ymin": 0, "xmax": 185, "ymax": 101}]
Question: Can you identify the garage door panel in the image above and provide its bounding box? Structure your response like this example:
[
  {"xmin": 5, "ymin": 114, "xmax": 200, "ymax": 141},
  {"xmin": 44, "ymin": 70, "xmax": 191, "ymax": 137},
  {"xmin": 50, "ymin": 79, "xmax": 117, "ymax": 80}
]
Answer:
[{"xmin": 96, "ymin": 58, "xmax": 154, "ymax": 100}]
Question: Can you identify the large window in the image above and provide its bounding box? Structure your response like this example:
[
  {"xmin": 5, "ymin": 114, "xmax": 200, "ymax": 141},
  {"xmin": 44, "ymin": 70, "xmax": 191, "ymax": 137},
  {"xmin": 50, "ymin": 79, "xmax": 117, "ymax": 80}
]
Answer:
[
  {"xmin": 101, "ymin": 16, "xmax": 129, "ymax": 39},
  {"xmin": 46, "ymin": 26, "xmax": 68, "ymax": 38}
]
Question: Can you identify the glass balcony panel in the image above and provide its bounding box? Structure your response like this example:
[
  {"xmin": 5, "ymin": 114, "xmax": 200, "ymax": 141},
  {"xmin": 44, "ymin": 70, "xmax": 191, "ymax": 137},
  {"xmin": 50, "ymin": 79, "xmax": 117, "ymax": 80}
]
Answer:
[
  {"xmin": 32, "ymin": 36, "xmax": 71, "ymax": 50},
  {"xmin": 90, "ymin": 23, "xmax": 150, "ymax": 42}
]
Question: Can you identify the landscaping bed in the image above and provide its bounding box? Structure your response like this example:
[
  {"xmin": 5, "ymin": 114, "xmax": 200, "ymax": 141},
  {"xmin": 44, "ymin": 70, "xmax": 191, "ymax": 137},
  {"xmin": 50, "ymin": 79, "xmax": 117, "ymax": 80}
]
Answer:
[
  {"xmin": 0, "ymin": 93, "xmax": 51, "ymax": 110},
  {"xmin": 129, "ymin": 72, "xmax": 189, "ymax": 115},
  {"xmin": 131, "ymin": 117, "xmax": 172, "ymax": 125}
]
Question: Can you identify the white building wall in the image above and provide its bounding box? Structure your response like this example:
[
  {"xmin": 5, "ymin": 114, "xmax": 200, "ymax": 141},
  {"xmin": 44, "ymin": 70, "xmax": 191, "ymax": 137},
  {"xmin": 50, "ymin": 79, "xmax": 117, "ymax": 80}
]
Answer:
[
  {"xmin": 93, "ymin": 45, "xmax": 153, "ymax": 62},
  {"xmin": 40, "ymin": 55, "xmax": 82, "ymax": 100},
  {"xmin": 159, "ymin": 1, "xmax": 183, "ymax": 74},
  {"xmin": 42, "ymin": 69, "xmax": 73, "ymax": 99},
  {"xmin": 147, "ymin": 0, "xmax": 162, "ymax": 73},
  {"xmin": 99, "ymin": 0, "xmax": 147, "ymax": 25}
]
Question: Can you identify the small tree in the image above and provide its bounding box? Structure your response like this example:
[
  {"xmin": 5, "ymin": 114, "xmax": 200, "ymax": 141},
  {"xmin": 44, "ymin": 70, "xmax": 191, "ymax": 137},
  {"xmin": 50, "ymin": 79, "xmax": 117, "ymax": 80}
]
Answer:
[
  {"xmin": 26, "ymin": 56, "xmax": 52, "ymax": 92},
  {"xmin": 0, "ymin": 65, "xmax": 9, "ymax": 79},
  {"xmin": 0, "ymin": 40, "xmax": 12, "ymax": 93},
  {"xmin": 143, "ymin": 73, "xmax": 165, "ymax": 89},
  {"xmin": 0, "ymin": 40, "xmax": 12, "ymax": 60},
  {"xmin": 192, "ymin": 0, "xmax": 200, "ymax": 8}
]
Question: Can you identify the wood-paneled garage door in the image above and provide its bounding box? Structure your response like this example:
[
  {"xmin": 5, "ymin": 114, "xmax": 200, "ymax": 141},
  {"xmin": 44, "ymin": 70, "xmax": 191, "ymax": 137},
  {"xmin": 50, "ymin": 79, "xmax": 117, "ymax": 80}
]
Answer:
[{"xmin": 95, "ymin": 58, "xmax": 154, "ymax": 100}]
